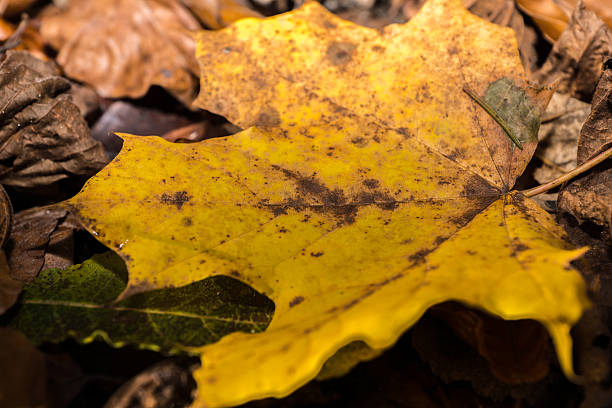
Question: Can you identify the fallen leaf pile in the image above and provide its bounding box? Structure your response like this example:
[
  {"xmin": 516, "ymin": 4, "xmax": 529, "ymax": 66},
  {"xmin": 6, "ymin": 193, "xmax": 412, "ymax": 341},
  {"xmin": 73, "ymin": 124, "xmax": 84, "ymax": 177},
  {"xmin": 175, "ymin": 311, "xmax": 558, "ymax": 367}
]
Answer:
[
  {"xmin": 0, "ymin": 0, "xmax": 611, "ymax": 407},
  {"xmin": 43, "ymin": 1, "xmax": 590, "ymax": 406},
  {"xmin": 0, "ymin": 50, "xmax": 106, "ymax": 190}
]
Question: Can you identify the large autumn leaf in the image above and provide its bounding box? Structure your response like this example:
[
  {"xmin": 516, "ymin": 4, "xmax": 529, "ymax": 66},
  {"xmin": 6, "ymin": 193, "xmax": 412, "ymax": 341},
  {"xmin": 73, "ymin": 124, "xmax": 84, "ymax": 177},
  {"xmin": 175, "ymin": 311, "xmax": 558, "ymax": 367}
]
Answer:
[{"xmin": 63, "ymin": 0, "xmax": 590, "ymax": 406}]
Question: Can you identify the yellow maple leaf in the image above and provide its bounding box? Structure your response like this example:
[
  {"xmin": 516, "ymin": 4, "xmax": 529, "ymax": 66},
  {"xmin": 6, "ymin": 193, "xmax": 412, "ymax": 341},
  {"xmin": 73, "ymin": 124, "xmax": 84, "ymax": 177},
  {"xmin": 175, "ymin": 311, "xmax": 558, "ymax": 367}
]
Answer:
[{"xmin": 64, "ymin": 0, "xmax": 590, "ymax": 406}]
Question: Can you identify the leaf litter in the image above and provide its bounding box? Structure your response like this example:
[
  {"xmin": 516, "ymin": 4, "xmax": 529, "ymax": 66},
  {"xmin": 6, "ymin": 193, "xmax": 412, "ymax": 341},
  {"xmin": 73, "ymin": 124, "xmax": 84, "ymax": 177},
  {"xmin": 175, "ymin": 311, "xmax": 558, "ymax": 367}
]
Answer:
[
  {"xmin": 1, "ymin": 0, "xmax": 611, "ymax": 407},
  {"xmin": 56, "ymin": 1, "xmax": 591, "ymax": 406}
]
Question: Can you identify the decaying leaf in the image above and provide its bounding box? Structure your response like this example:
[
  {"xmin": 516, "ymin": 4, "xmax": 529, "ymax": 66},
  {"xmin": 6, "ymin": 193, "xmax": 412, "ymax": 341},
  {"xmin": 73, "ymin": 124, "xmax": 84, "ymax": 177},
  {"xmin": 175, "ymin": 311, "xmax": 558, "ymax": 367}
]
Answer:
[
  {"xmin": 516, "ymin": 0, "xmax": 612, "ymax": 42},
  {"xmin": 40, "ymin": 0, "xmax": 202, "ymax": 104},
  {"xmin": 62, "ymin": 1, "xmax": 589, "ymax": 406},
  {"xmin": 6, "ymin": 206, "xmax": 80, "ymax": 284},
  {"xmin": 534, "ymin": 1, "xmax": 612, "ymax": 102},
  {"xmin": 558, "ymin": 60, "xmax": 612, "ymax": 232},
  {"xmin": 431, "ymin": 302, "xmax": 551, "ymax": 384},
  {"xmin": 534, "ymin": 92, "xmax": 590, "ymax": 185},
  {"xmin": 8, "ymin": 252, "xmax": 274, "ymax": 350},
  {"xmin": 411, "ymin": 311, "xmax": 556, "ymax": 404},
  {"xmin": 0, "ymin": 50, "xmax": 107, "ymax": 190}
]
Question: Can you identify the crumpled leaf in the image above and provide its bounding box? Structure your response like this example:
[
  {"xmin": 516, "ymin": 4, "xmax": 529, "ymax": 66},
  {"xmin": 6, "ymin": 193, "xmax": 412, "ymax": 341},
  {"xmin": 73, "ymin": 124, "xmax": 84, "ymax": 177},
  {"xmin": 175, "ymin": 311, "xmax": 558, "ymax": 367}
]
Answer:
[
  {"xmin": 63, "ymin": 1, "xmax": 589, "ymax": 406},
  {"xmin": 40, "ymin": 0, "xmax": 201, "ymax": 104},
  {"xmin": 39, "ymin": 0, "xmax": 259, "ymax": 105},
  {"xmin": 533, "ymin": 1, "xmax": 612, "ymax": 103},
  {"xmin": 411, "ymin": 312, "xmax": 555, "ymax": 404},
  {"xmin": 558, "ymin": 59, "xmax": 612, "ymax": 232},
  {"xmin": 6, "ymin": 206, "xmax": 80, "ymax": 284},
  {"xmin": 430, "ymin": 302, "xmax": 551, "ymax": 384},
  {"xmin": 516, "ymin": 0, "xmax": 612, "ymax": 42},
  {"xmin": 7, "ymin": 252, "xmax": 274, "ymax": 350},
  {"xmin": 534, "ymin": 92, "xmax": 590, "ymax": 185},
  {"xmin": 0, "ymin": 50, "xmax": 107, "ymax": 190}
]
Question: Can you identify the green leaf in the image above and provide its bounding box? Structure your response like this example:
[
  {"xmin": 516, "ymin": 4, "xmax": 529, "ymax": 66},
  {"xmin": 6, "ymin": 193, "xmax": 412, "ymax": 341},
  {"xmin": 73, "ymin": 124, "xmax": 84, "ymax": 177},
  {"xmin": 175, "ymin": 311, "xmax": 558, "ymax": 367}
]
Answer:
[{"xmin": 5, "ymin": 252, "xmax": 274, "ymax": 352}]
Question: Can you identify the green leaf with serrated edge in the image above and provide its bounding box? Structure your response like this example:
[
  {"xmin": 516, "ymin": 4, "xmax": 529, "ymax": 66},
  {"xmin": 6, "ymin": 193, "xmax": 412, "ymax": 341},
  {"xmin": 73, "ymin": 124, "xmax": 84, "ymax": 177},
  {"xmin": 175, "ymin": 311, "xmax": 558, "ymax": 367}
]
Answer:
[{"xmin": 4, "ymin": 252, "xmax": 274, "ymax": 352}]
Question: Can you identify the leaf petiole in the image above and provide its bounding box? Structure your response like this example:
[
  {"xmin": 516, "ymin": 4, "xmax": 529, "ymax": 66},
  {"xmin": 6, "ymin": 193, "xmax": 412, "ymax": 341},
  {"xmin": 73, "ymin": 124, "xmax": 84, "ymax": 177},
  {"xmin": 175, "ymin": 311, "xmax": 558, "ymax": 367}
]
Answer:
[{"xmin": 463, "ymin": 85, "xmax": 524, "ymax": 150}]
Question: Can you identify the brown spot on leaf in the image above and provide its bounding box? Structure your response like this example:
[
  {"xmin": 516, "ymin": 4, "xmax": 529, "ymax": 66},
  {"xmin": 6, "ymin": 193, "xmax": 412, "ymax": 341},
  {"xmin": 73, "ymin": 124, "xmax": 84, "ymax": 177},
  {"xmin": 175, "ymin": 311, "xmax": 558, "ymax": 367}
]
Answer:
[
  {"xmin": 326, "ymin": 42, "xmax": 356, "ymax": 66},
  {"xmin": 183, "ymin": 217, "xmax": 193, "ymax": 226},
  {"xmin": 256, "ymin": 107, "xmax": 281, "ymax": 128},
  {"xmin": 310, "ymin": 252, "xmax": 324, "ymax": 257},
  {"xmin": 363, "ymin": 179, "xmax": 380, "ymax": 189},
  {"xmin": 160, "ymin": 191, "xmax": 191, "ymax": 210},
  {"xmin": 408, "ymin": 248, "xmax": 433, "ymax": 266},
  {"xmin": 289, "ymin": 296, "xmax": 305, "ymax": 307}
]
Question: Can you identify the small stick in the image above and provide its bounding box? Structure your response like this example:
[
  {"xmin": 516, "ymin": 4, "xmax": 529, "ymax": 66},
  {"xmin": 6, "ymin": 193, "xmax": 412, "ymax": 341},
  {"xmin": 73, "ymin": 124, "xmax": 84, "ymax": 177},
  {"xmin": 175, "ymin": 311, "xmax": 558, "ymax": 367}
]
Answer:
[
  {"xmin": 521, "ymin": 145, "xmax": 612, "ymax": 197},
  {"xmin": 463, "ymin": 85, "xmax": 524, "ymax": 150}
]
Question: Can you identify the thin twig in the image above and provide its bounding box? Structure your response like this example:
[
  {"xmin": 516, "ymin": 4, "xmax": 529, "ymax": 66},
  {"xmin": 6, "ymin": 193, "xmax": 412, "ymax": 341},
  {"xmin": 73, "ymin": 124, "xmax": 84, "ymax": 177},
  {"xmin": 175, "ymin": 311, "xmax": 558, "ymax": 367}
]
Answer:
[
  {"xmin": 463, "ymin": 85, "xmax": 524, "ymax": 150},
  {"xmin": 521, "ymin": 145, "xmax": 612, "ymax": 197}
]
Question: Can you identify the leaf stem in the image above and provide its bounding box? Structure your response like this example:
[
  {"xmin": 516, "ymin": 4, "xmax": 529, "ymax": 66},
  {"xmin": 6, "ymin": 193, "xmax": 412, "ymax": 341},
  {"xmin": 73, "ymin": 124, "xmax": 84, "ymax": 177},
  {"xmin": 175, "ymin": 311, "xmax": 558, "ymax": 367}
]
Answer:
[
  {"xmin": 521, "ymin": 145, "xmax": 612, "ymax": 197},
  {"xmin": 463, "ymin": 85, "xmax": 524, "ymax": 150}
]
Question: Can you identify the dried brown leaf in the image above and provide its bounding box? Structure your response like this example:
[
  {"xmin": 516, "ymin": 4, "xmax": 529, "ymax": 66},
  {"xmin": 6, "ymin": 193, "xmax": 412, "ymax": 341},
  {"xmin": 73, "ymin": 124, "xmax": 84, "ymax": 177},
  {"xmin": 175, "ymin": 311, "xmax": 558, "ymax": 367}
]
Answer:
[
  {"xmin": 533, "ymin": 1, "xmax": 612, "ymax": 102},
  {"xmin": 431, "ymin": 303, "xmax": 552, "ymax": 385},
  {"xmin": 516, "ymin": 0, "xmax": 612, "ymax": 42},
  {"xmin": 0, "ymin": 51, "xmax": 107, "ymax": 190},
  {"xmin": 558, "ymin": 59, "xmax": 612, "ymax": 231},
  {"xmin": 6, "ymin": 206, "xmax": 80, "ymax": 284},
  {"xmin": 40, "ymin": 0, "xmax": 202, "ymax": 105},
  {"xmin": 534, "ymin": 92, "xmax": 590, "ymax": 184}
]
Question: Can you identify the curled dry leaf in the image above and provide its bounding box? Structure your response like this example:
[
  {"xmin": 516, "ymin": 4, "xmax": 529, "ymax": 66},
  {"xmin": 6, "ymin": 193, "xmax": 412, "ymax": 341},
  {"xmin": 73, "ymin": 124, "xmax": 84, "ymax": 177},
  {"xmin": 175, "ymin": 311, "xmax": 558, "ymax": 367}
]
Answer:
[
  {"xmin": 431, "ymin": 302, "xmax": 551, "ymax": 384},
  {"xmin": 40, "ymin": 0, "xmax": 202, "ymax": 105},
  {"xmin": 534, "ymin": 92, "xmax": 590, "ymax": 184},
  {"xmin": 411, "ymin": 312, "xmax": 554, "ymax": 404},
  {"xmin": 0, "ymin": 51, "xmax": 107, "ymax": 190},
  {"xmin": 63, "ymin": 1, "xmax": 589, "ymax": 406},
  {"xmin": 516, "ymin": 0, "xmax": 612, "ymax": 42},
  {"xmin": 6, "ymin": 206, "xmax": 81, "ymax": 284},
  {"xmin": 558, "ymin": 60, "xmax": 612, "ymax": 232},
  {"xmin": 533, "ymin": 2, "xmax": 612, "ymax": 102}
]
